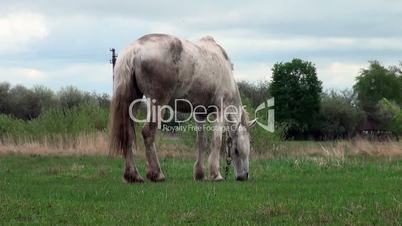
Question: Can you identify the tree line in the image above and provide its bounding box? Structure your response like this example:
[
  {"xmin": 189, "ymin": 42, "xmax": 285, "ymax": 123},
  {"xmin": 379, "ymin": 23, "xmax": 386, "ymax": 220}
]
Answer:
[
  {"xmin": 0, "ymin": 59, "xmax": 401, "ymax": 140},
  {"xmin": 239, "ymin": 59, "xmax": 402, "ymax": 140},
  {"xmin": 0, "ymin": 84, "xmax": 110, "ymax": 120}
]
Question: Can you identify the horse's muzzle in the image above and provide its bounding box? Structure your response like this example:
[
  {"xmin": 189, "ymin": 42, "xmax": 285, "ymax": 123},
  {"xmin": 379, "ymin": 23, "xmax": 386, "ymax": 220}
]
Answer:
[{"xmin": 236, "ymin": 172, "xmax": 248, "ymax": 181}]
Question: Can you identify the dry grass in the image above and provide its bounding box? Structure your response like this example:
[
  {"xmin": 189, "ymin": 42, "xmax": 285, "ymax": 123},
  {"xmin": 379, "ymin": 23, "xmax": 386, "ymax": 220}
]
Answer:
[
  {"xmin": 0, "ymin": 133, "xmax": 109, "ymax": 156},
  {"xmin": 307, "ymin": 139, "xmax": 401, "ymax": 159},
  {"xmin": 0, "ymin": 133, "xmax": 401, "ymax": 161},
  {"xmin": 0, "ymin": 132, "xmax": 195, "ymax": 159},
  {"xmin": 254, "ymin": 138, "xmax": 402, "ymax": 161}
]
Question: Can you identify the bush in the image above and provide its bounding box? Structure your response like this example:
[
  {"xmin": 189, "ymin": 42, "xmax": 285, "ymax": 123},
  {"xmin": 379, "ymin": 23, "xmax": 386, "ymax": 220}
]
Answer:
[
  {"xmin": 0, "ymin": 103, "xmax": 109, "ymax": 142},
  {"xmin": 0, "ymin": 83, "xmax": 110, "ymax": 121},
  {"xmin": 377, "ymin": 99, "xmax": 402, "ymax": 136},
  {"xmin": 314, "ymin": 91, "xmax": 365, "ymax": 139},
  {"xmin": 57, "ymin": 86, "xmax": 94, "ymax": 109},
  {"xmin": 237, "ymin": 81, "xmax": 269, "ymax": 108},
  {"xmin": 241, "ymin": 95, "xmax": 287, "ymax": 150},
  {"xmin": 0, "ymin": 115, "xmax": 27, "ymax": 139},
  {"xmin": 0, "ymin": 82, "xmax": 11, "ymax": 114}
]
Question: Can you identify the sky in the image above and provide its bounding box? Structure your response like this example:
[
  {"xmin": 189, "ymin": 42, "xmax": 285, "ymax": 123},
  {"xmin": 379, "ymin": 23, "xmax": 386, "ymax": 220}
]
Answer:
[{"xmin": 0, "ymin": 0, "xmax": 401, "ymax": 94}]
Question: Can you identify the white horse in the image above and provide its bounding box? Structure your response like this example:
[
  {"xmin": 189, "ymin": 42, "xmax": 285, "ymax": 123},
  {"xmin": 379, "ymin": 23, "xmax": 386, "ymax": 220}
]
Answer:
[{"xmin": 110, "ymin": 34, "xmax": 254, "ymax": 183}]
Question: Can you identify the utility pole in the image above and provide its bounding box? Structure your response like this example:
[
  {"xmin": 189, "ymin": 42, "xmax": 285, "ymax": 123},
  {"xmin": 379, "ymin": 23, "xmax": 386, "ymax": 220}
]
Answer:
[{"xmin": 110, "ymin": 48, "xmax": 118, "ymax": 80}]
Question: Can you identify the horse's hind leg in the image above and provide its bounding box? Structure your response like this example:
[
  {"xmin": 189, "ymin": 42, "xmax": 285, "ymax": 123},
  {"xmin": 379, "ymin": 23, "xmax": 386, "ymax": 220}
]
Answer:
[
  {"xmin": 193, "ymin": 120, "xmax": 206, "ymax": 181},
  {"xmin": 142, "ymin": 115, "xmax": 165, "ymax": 182},
  {"xmin": 123, "ymin": 108, "xmax": 144, "ymax": 183},
  {"xmin": 123, "ymin": 126, "xmax": 144, "ymax": 183}
]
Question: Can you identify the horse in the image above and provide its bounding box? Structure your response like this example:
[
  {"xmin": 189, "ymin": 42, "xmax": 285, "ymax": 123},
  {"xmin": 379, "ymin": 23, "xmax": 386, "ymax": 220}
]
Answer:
[{"xmin": 109, "ymin": 34, "xmax": 255, "ymax": 183}]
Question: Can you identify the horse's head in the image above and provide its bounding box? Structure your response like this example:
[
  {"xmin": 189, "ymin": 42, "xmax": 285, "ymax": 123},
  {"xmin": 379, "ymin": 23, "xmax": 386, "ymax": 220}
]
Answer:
[{"xmin": 227, "ymin": 107, "xmax": 256, "ymax": 181}]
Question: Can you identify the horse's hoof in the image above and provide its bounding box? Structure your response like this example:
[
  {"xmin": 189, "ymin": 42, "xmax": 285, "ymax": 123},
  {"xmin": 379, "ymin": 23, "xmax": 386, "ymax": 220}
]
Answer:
[
  {"xmin": 236, "ymin": 172, "xmax": 249, "ymax": 181},
  {"xmin": 146, "ymin": 170, "xmax": 166, "ymax": 182},
  {"xmin": 193, "ymin": 167, "xmax": 205, "ymax": 181},
  {"xmin": 194, "ymin": 172, "xmax": 205, "ymax": 181},
  {"xmin": 210, "ymin": 173, "xmax": 224, "ymax": 182},
  {"xmin": 123, "ymin": 172, "xmax": 144, "ymax": 184}
]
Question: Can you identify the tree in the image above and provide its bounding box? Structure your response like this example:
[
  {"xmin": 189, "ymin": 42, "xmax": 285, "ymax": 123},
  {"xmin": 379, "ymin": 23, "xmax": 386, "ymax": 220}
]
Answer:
[
  {"xmin": 33, "ymin": 85, "xmax": 57, "ymax": 112},
  {"xmin": 354, "ymin": 61, "xmax": 402, "ymax": 110},
  {"xmin": 7, "ymin": 85, "xmax": 41, "ymax": 120},
  {"xmin": 269, "ymin": 58, "xmax": 322, "ymax": 138},
  {"xmin": 353, "ymin": 61, "xmax": 402, "ymax": 130}
]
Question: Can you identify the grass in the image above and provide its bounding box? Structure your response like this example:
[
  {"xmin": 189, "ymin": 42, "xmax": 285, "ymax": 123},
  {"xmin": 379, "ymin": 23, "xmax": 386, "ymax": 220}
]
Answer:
[
  {"xmin": 0, "ymin": 154, "xmax": 401, "ymax": 225},
  {"xmin": 2, "ymin": 132, "xmax": 401, "ymax": 161}
]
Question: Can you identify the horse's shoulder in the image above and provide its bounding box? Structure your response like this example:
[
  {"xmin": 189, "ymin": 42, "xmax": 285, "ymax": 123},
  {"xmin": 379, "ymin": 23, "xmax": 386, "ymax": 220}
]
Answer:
[
  {"xmin": 138, "ymin": 33, "xmax": 172, "ymax": 42},
  {"xmin": 197, "ymin": 36, "xmax": 231, "ymax": 63}
]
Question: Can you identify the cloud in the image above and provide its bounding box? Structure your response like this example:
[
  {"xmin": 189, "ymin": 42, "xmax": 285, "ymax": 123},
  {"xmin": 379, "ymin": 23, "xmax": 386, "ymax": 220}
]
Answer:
[
  {"xmin": 318, "ymin": 62, "xmax": 367, "ymax": 89},
  {"xmin": 0, "ymin": 63, "xmax": 112, "ymax": 93},
  {"xmin": 220, "ymin": 36, "xmax": 402, "ymax": 55},
  {"xmin": 233, "ymin": 61, "xmax": 369, "ymax": 90},
  {"xmin": 0, "ymin": 67, "xmax": 47, "ymax": 88},
  {"xmin": 234, "ymin": 63, "xmax": 272, "ymax": 81},
  {"xmin": 2, "ymin": 0, "xmax": 402, "ymax": 38},
  {"xmin": 0, "ymin": 11, "xmax": 49, "ymax": 52},
  {"xmin": 0, "ymin": 0, "xmax": 402, "ymax": 92}
]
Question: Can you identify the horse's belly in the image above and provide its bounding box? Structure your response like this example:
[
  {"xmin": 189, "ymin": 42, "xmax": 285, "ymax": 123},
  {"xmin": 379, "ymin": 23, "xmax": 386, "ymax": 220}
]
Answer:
[{"xmin": 168, "ymin": 87, "xmax": 218, "ymax": 114}]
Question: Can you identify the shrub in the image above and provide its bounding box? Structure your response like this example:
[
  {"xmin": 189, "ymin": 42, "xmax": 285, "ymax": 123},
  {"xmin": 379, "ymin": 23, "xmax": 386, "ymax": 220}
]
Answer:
[
  {"xmin": 0, "ymin": 82, "xmax": 11, "ymax": 114},
  {"xmin": 0, "ymin": 83, "xmax": 110, "ymax": 121},
  {"xmin": 0, "ymin": 103, "xmax": 109, "ymax": 142},
  {"xmin": 314, "ymin": 91, "xmax": 365, "ymax": 139},
  {"xmin": 237, "ymin": 81, "xmax": 269, "ymax": 108},
  {"xmin": 57, "ymin": 86, "xmax": 94, "ymax": 109},
  {"xmin": 377, "ymin": 99, "xmax": 402, "ymax": 136}
]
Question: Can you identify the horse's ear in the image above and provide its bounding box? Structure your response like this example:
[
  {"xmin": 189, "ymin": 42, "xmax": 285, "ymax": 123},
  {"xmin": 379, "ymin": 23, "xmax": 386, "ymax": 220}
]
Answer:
[{"xmin": 248, "ymin": 118, "xmax": 257, "ymax": 128}]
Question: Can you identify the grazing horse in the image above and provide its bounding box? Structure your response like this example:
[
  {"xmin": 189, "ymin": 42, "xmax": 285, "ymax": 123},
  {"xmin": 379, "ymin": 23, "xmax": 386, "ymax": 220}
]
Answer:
[{"xmin": 109, "ymin": 34, "xmax": 254, "ymax": 183}]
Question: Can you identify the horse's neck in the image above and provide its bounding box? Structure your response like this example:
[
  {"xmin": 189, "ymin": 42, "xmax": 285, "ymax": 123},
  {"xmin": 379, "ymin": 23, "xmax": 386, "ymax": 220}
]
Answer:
[{"xmin": 223, "ymin": 95, "xmax": 243, "ymax": 129}]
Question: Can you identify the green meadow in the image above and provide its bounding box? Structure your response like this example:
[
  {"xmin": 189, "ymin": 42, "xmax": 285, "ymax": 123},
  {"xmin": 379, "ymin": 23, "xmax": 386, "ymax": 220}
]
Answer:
[{"xmin": 0, "ymin": 154, "xmax": 401, "ymax": 225}]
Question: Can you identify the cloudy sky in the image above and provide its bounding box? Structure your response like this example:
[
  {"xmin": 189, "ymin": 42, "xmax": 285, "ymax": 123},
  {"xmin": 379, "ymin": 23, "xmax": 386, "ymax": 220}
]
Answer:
[{"xmin": 1, "ymin": 0, "xmax": 401, "ymax": 94}]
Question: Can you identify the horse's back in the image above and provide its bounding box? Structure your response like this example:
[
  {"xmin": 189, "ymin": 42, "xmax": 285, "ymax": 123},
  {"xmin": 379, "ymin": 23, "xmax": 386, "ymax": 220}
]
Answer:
[{"xmin": 131, "ymin": 34, "xmax": 235, "ymax": 105}]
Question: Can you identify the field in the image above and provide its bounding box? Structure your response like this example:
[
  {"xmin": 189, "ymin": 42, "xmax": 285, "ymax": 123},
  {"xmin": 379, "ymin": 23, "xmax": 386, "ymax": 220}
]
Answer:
[{"xmin": 1, "ymin": 153, "xmax": 401, "ymax": 225}]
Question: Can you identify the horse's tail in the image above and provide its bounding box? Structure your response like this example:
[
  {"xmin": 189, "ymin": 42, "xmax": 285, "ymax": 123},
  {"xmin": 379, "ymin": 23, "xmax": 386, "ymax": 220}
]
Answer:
[{"xmin": 109, "ymin": 48, "xmax": 141, "ymax": 156}]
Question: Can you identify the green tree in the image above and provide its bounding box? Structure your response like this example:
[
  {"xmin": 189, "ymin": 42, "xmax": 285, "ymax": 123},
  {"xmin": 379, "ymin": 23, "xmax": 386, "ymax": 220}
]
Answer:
[
  {"xmin": 7, "ymin": 85, "xmax": 41, "ymax": 120},
  {"xmin": 353, "ymin": 61, "xmax": 402, "ymax": 130},
  {"xmin": 269, "ymin": 58, "xmax": 322, "ymax": 138},
  {"xmin": 354, "ymin": 61, "xmax": 402, "ymax": 110},
  {"xmin": 33, "ymin": 85, "xmax": 57, "ymax": 112}
]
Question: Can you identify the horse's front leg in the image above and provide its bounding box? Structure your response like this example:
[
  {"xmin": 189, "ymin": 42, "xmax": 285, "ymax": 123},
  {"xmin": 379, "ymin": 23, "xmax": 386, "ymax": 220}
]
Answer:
[
  {"xmin": 208, "ymin": 115, "xmax": 224, "ymax": 181},
  {"xmin": 142, "ymin": 113, "xmax": 165, "ymax": 182},
  {"xmin": 193, "ymin": 120, "xmax": 207, "ymax": 181}
]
